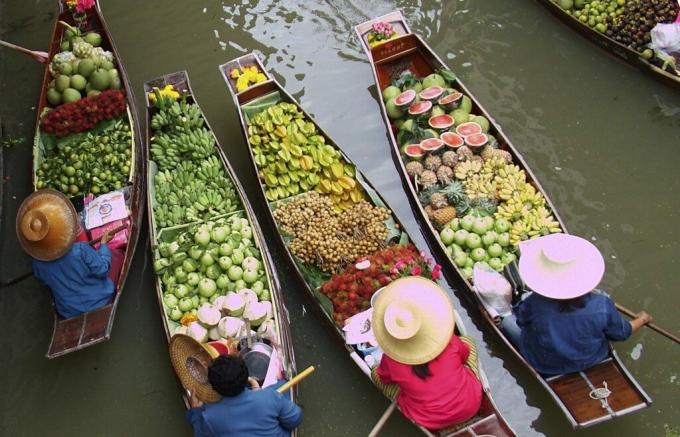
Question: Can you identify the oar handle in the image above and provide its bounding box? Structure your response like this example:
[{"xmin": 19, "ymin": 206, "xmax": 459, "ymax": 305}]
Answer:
[
  {"xmin": 88, "ymin": 224, "xmax": 128, "ymax": 247},
  {"xmin": 0, "ymin": 40, "xmax": 49, "ymax": 62},
  {"xmin": 615, "ymin": 302, "xmax": 680, "ymax": 345},
  {"xmin": 369, "ymin": 399, "xmax": 399, "ymax": 437},
  {"xmin": 276, "ymin": 366, "xmax": 315, "ymax": 393}
]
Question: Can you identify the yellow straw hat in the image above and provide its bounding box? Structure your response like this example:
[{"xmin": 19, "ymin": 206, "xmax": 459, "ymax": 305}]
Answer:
[
  {"xmin": 371, "ymin": 276, "xmax": 455, "ymax": 365},
  {"xmin": 16, "ymin": 189, "xmax": 78, "ymax": 261},
  {"xmin": 168, "ymin": 334, "xmax": 222, "ymax": 403},
  {"xmin": 518, "ymin": 233, "xmax": 605, "ymax": 300}
]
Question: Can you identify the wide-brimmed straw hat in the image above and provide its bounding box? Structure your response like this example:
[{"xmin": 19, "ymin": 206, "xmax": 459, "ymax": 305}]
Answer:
[
  {"xmin": 518, "ymin": 233, "xmax": 605, "ymax": 300},
  {"xmin": 371, "ymin": 276, "xmax": 455, "ymax": 365},
  {"xmin": 16, "ymin": 189, "xmax": 78, "ymax": 261},
  {"xmin": 169, "ymin": 334, "xmax": 222, "ymax": 403}
]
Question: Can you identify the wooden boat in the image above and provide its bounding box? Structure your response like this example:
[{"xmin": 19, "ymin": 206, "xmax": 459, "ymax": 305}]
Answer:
[
  {"xmin": 0, "ymin": 117, "xmax": 3, "ymax": 233},
  {"xmin": 32, "ymin": 0, "xmax": 144, "ymax": 359},
  {"xmin": 534, "ymin": 0, "xmax": 680, "ymax": 90},
  {"xmin": 355, "ymin": 11, "xmax": 652, "ymax": 429},
  {"xmin": 143, "ymin": 71, "xmax": 298, "ymax": 414},
  {"xmin": 219, "ymin": 53, "xmax": 516, "ymax": 437}
]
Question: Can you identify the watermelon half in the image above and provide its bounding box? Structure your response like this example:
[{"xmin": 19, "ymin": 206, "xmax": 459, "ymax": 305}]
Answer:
[
  {"xmin": 419, "ymin": 86, "xmax": 443, "ymax": 102},
  {"xmin": 395, "ymin": 89, "xmax": 417, "ymax": 108},
  {"xmin": 441, "ymin": 132, "xmax": 464, "ymax": 149},
  {"xmin": 428, "ymin": 114, "xmax": 455, "ymax": 131},
  {"xmin": 420, "ymin": 138, "xmax": 444, "ymax": 152},
  {"xmin": 403, "ymin": 144, "xmax": 425, "ymax": 160},
  {"xmin": 408, "ymin": 100, "xmax": 433, "ymax": 117},
  {"xmin": 464, "ymin": 133, "xmax": 489, "ymax": 149},
  {"xmin": 455, "ymin": 121, "xmax": 482, "ymax": 138},
  {"xmin": 438, "ymin": 92, "xmax": 463, "ymax": 110}
]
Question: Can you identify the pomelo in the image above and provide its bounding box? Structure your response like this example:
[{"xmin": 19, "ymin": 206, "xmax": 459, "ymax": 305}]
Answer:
[
  {"xmin": 472, "ymin": 115, "xmax": 490, "ymax": 133},
  {"xmin": 87, "ymin": 89, "xmax": 101, "ymax": 97},
  {"xmin": 456, "ymin": 122, "xmax": 483, "ymax": 138},
  {"xmin": 47, "ymin": 89, "xmax": 62, "ymax": 106},
  {"xmin": 90, "ymin": 68, "xmax": 111, "ymax": 91},
  {"xmin": 55, "ymin": 75, "xmax": 71, "ymax": 93},
  {"xmin": 84, "ymin": 32, "xmax": 102, "ymax": 47},
  {"xmin": 386, "ymin": 97, "xmax": 406, "ymax": 120},
  {"xmin": 101, "ymin": 60, "xmax": 115, "ymax": 71},
  {"xmin": 62, "ymin": 88, "xmax": 82, "ymax": 103},
  {"xmin": 58, "ymin": 63, "xmax": 73, "ymax": 76},
  {"xmin": 431, "ymin": 105, "xmax": 446, "ymax": 117},
  {"xmin": 109, "ymin": 76, "xmax": 122, "ymax": 90},
  {"xmin": 423, "ymin": 128, "xmax": 440, "ymax": 140},
  {"xmin": 70, "ymin": 74, "xmax": 87, "ymax": 91},
  {"xmin": 382, "ymin": 85, "xmax": 401, "ymax": 102},
  {"xmin": 422, "ymin": 73, "xmax": 446, "ymax": 89},
  {"xmin": 441, "ymin": 132, "xmax": 464, "ymax": 149},
  {"xmin": 78, "ymin": 58, "xmax": 96, "ymax": 78},
  {"xmin": 402, "ymin": 82, "xmax": 423, "ymax": 94},
  {"xmin": 459, "ymin": 95, "xmax": 472, "ymax": 114},
  {"xmin": 450, "ymin": 109, "xmax": 469, "ymax": 126}
]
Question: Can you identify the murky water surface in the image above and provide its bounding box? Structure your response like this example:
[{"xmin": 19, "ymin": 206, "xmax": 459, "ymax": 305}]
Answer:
[{"xmin": 1, "ymin": 0, "xmax": 679, "ymax": 436}]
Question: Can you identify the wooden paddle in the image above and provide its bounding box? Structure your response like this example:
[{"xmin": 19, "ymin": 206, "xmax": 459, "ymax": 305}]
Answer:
[
  {"xmin": 0, "ymin": 224, "xmax": 128, "ymax": 289},
  {"xmin": 276, "ymin": 366, "xmax": 315, "ymax": 393},
  {"xmin": 0, "ymin": 40, "xmax": 49, "ymax": 63},
  {"xmin": 615, "ymin": 302, "xmax": 680, "ymax": 345},
  {"xmin": 369, "ymin": 399, "xmax": 398, "ymax": 437}
]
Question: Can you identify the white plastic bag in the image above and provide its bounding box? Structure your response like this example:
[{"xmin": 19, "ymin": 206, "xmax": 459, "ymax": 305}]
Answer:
[
  {"xmin": 473, "ymin": 262, "xmax": 513, "ymax": 318},
  {"xmin": 650, "ymin": 23, "xmax": 680, "ymax": 54}
]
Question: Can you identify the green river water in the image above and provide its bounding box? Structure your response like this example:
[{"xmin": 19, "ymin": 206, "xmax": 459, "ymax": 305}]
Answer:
[{"xmin": 1, "ymin": 1, "xmax": 679, "ymax": 436}]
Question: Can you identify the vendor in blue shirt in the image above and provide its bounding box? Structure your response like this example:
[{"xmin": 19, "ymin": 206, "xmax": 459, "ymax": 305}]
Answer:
[
  {"xmin": 185, "ymin": 354, "xmax": 303, "ymax": 437},
  {"xmin": 501, "ymin": 233, "xmax": 652, "ymax": 376},
  {"xmin": 17, "ymin": 189, "xmax": 124, "ymax": 319}
]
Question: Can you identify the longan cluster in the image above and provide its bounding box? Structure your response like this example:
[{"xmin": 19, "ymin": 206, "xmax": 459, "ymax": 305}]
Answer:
[{"xmin": 273, "ymin": 192, "xmax": 390, "ymax": 272}]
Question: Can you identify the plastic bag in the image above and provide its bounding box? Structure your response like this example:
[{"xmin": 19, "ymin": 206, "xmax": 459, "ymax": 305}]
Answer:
[
  {"xmin": 650, "ymin": 23, "xmax": 680, "ymax": 54},
  {"xmin": 473, "ymin": 262, "xmax": 513, "ymax": 318}
]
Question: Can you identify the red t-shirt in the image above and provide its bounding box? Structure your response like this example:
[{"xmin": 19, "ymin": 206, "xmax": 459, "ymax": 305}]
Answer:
[{"xmin": 376, "ymin": 335, "xmax": 482, "ymax": 429}]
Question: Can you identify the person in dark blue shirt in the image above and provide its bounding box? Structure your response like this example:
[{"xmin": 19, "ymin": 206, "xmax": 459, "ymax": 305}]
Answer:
[
  {"xmin": 185, "ymin": 355, "xmax": 302, "ymax": 437},
  {"xmin": 17, "ymin": 190, "xmax": 124, "ymax": 320},
  {"xmin": 501, "ymin": 234, "xmax": 652, "ymax": 376}
]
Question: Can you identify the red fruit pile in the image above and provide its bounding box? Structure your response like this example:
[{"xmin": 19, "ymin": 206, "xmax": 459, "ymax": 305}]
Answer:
[
  {"xmin": 320, "ymin": 244, "xmax": 442, "ymax": 326},
  {"xmin": 40, "ymin": 90, "xmax": 127, "ymax": 138}
]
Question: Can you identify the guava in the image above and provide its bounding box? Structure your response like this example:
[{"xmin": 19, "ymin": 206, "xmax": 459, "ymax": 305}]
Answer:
[
  {"xmin": 55, "ymin": 75, "xmax": 71, "ymax": 93},
  {"xmin": 70, "ymin": 74, "xmax": 87, "ymax": 91},
  {"xmin": 62, "ymin": 88, "xmax": 81, "ymax": 103}
]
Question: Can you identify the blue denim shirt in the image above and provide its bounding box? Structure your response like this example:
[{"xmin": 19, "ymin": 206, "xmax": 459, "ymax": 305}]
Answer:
[
  {"xmin": 515, "ymin": 292, "xmax": 632, "ymax": 375},
  {"xmin": 185, "ymin": 387, "xmax": 302, "ymax": 437},
  {"xmin": 33, "ymin": 242, "xmax": 114, "ymax": 319}
]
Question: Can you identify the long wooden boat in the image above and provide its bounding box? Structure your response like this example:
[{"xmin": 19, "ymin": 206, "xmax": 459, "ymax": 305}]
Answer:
[
  {"xmin": 143, "ymin": 71, "xmax": 298, "ymax": 415},
  {"xmin": 32, "ymin": 0, "xmax": 144, "ymax": 358},
  {"xmin": 534, "ymin": 0, "xmax": 680, "ymax": 90},
  {"xmin": 219, "ymin": 53, "xmax": 516, "ymax": 437},
  {"xmin": 355, "ymin": 11, "xmax": 652, "ymax": 429}
]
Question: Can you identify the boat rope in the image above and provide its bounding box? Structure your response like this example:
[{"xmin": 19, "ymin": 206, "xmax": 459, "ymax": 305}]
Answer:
[{"xmin": 589, "ymin": 381, "xmax": 612, "ymax": 409}]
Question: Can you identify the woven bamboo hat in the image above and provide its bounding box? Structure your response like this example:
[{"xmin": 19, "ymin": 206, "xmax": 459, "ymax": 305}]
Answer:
[
  {"xmin": 518, "ymin": 233, "xmax": 605, "ymax": 300},
  {"xmin": 371, "ymin": 276, "xmax": 455, "ymax": 365},
  {"xmin": 168, "ymin": 334, "xmax": 222, "ymax": 403},
  {"xmin": 16, "ymin": 189, "xmax": 78, "ymax": 261}
]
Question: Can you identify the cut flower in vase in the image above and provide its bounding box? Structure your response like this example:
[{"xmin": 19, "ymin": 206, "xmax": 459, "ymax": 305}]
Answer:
[{"xmin": 367, "ymin": 21, "xmax": 397, "ymax": 48}]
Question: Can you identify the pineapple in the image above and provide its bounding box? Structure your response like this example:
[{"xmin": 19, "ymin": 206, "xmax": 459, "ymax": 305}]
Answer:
[
  {"xmin": 471, "ymin": 155, "xmax": 484, "ymax": 166},
  {"xmin": 418, "ymin": 170, "xmax": 438, "ymax": 189},
  {"xmin": 424, "ymin": 205, "xmax": 435, "ymax": 220},
  {"xmin": 441, "ymin": 150, "xmax": 457, "ymax": 167},
  {"xmin": 424, "ymin": 155, "xmax": 442, "ymax": 172},
  {"xmin": 481, "ymin": 145, "xmax": 512, "ymax": 164},
  {"xmin": 441, "ymin": 181, "xmax": 471, "ymax": 217},
  {"xmin": 436, "ymin": 165, "xmax": 454, "ymax": 185},
  {"xmin": 429, "ymin": 192, "xmax": 449, "ymax": 209},
  {"xmin": 457, "ymin": 146, "xmax": 473, "ymax": 161},
  {"xmin": 406, "ymin": 161, "xmax": 424, "ymax": 179},
  {"xmin": 433, "ymin": 206, "xmax": 457, "ymax": 226}
]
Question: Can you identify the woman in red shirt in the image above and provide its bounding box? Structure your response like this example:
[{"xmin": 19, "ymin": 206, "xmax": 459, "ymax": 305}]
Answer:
[{"xmin": 371, "ymin": 277, "xmax": 482, "ymax": 430}]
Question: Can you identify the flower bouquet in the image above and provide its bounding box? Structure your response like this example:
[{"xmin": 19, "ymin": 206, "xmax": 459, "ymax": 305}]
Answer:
[
  {"xmin": 320, "ymin": 243, "xmax": 442, "ymax": 326},
  {"xmin": 230, "ymin": 65, "xmax": 267, "ymax": 93},
  {"xmin": 367, "ymin": 21, "xmax": 397, "ymax": 48},
  {"xmin": 65, "ymin": 0, "xmax": 95, "ymax": 28}
]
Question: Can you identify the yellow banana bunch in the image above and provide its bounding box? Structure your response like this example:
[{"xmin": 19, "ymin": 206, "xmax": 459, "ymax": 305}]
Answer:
[
  {"xmin": 528, "ymin": 216, "xmax": 562, "ymax": 238},
  {"xmin": 509, "ymin": 220, "xmax": 532, "ymax": 246},
  {"xmin": 495, "ymin": 198, "xmax": 532, "ymax": 222},
  {"xmin": 464, "ymin": 174, "xmax": 497, "ymax": 201},
  {"xmin": 498, "ymin": 174, "xmax": 527, "ymax": 200},
  {"xmin": 455, "ymin": 160, "xmax": 482, "ymax": 181},
  {"xmin": 517, "ymin": 187, "xmax": 544, "ymax": 209},
  {"xmin": 481, "ymin": 156, "xmax": 507, "ymax": 179}
]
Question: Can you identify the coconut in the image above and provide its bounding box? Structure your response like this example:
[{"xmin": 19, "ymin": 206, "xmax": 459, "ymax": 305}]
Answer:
[
  {"xmin": 243, "ymin": 302, "xmax": 268, "ymax": 326},
  {"xmin": 186, "ymin": 321, "xmax": 209, "ymax": 343},
  {"xmin": 237, "ymin": 288, "xmax": 258, "ymax": 308},
  {"xmin": 257, "ymin": 320, "xmax": 277, "ymax": 339},
  {"xmin": 209, "ymin": 326, "xmax": 221, "ymax": 341},
  {"xmin": 217, "ymin": 316, "xmax": 244, "ymax": 338},
  {"xmin": 221, "ymin": 292, "xmax": 246, "ymax": 316},
  {"xmin": 197, "ymin": 303, "xmax": 221, "ymax": 327}
]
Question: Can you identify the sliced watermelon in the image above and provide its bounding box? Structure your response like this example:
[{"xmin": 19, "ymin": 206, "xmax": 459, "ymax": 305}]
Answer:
[
  {"xmin": 464, "ymin": 133, "xmax": 489, "ymax": 148},
  {"xmin": 420, "ymin": 138, "xmax": 444, "ymax": 152},
  {"xmin": 455, "ymin": 121, "xmax": 482, "ymax": 138},
  {"xmin": 408, "ymin": 100, "xmax": 432, "ymax": 116},
  {"xmin": 404, "ymin": 144, "xmax": 425, "ymax": 160},
  {"xmin": 441, "ymin": 132, "xmax": 464, "ymax": 148},
  {"xmin": 438, "ymin": 92, "xmax": 463, "ymax": 110},
  {"xmin": 419, "ymin": 86, "xmax": 443, "ymax": 102},
  {"xmin": 428, "ymin": 114, "xmax": 454, "ymax": 131},
  {"xmin": 395, "ymin": 89, "xmax": 417, "ymax": 108}
]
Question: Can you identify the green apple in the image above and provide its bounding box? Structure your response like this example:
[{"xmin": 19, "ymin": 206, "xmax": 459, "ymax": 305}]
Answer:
[
  {"xmin": 488, "ymin": 243, "xmax": 503, "ymax": 258},
  {"xmin": 465, "ymin": 233, "xmax": 483, "ymax": 249},
  {"xmin": 454, "ymin": 230, "xmax": 469, "ymax": 247},
  {"xmin": 440, "ymin": 228, "xmax": 455, "ymax": 246},
  {"xmin": 460, "ymin": 215, "xmax": 475, "ymax": 231}
]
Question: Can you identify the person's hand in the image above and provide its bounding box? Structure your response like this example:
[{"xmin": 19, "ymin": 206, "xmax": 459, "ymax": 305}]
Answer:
[
  {"xmin": 636, "ymin": 311, "xmax": 652, "ymax": 324},
  {"xmin": 248, "ymin": 377, "xmax": 260, "ymax": 390},
  {"xmin": 100, "ymin": 230, "xmax": 114, "ymax": 244},
  {"xmin": 189, "ymin": 387, "xmax": 204, "ymax": 409}
]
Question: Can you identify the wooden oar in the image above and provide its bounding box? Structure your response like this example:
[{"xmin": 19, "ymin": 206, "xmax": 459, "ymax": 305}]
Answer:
[
  {"xmin": 369, "ymin": 399, "xmax": 398, "ymax": 437},
  {"xmin": 0, "ymin": 224, "xmax": 128, "ymax": 289},
  {"xmin": 0, "ymin": 40, "xmax": 49, "ymax": 63},
  {"xmin": 615, "ymin": 302, "xmax": 680, "ymax": 345},
  {"xmin": 276, "ymin": 366, "xmax": 315, "ymax": 393}
]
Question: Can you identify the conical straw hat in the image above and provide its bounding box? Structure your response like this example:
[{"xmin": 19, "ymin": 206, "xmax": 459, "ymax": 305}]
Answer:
[
  {"xmin": 518, "ymin": 233, "xmax": 605, "ymax": 300},
  {"xmin": 371, "ymin": 276, "xmax": 455, "ymax": 365},
  {"xmin": 168, "ymin": 334, "xmax": 222, "ymax": 403},
  {"xmin": 15, "ymin": 189, "xmax": 78, "ymax": 261}
]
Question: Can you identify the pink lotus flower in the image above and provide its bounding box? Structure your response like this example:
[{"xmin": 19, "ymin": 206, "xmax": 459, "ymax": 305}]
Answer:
[
  {"xmin": 76, "ymin": 0, "xmax": 95, "ymax": 12},
  {"xmin": 410, "ymin": 265, "xmax": 422, "ymax": 276}
]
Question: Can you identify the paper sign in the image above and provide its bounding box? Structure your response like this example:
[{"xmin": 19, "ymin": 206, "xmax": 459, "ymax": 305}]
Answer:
[
  {"xmin": 85, "ymin": 191, "xmax": 128, "ymax": 229},
  {"xmin": 343, "ymin": 308, "xmax": 376, "ymax": 345}
]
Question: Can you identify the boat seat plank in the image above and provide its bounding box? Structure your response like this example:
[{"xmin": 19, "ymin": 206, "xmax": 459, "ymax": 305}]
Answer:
[
  {"xmin": 547, "ymin": 359, "xmax": 647, "ymax": 424},
  {"xmin": 47, "ymin": 304, "xmax": 113, "ymax": 357}
]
